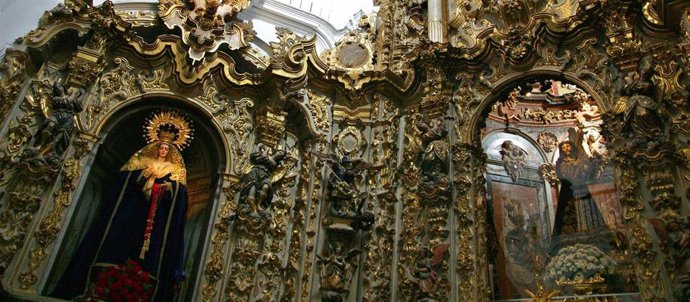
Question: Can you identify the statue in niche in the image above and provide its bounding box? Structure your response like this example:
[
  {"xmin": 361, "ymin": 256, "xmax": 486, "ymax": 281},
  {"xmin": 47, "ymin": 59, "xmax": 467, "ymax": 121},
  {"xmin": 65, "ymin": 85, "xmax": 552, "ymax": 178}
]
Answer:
[
  {"xmin": 52, "ymin": 111, "xmax": 191, "ymax": 301},
  {"xmin": 312, "ymin": 152, "xmax": 376, "ymax": 229},
  {"xmin": 500, "ymin": 140, "xmax": 527, "ymax": 182},
  {"xmin": 618, "ymin": 55, "xmax": 664, "ymax": 151},
  {"xmin": 25, "ymin": 81, "xmax": 84, "ymax": 164},
  {"xmin": 238, "ymin": 143, "xmax": 287, "ymax": 214},
  {"xmin": 417, "ymin": 119, "xmax": 449, "ymax": 197},
  {"xmin": 403, "ymin": 243, "xmax": 450, "ymax": 301},
  {"xmin": 551, "ymin": 140, "xmax": 607, "ymax": 252},
  {"xmin": 317, "ymin": 242, "xmax": 363, "ymax": 301}
]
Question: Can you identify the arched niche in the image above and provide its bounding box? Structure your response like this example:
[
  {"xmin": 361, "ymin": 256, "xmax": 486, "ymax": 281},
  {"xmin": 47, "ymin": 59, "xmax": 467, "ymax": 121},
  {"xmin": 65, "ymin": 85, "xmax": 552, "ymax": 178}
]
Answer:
[
  {"xmin": 466, "ymin": 70, "xmax": 610, "ymax": 145},
  {"xmin": 474, "ymin": 76, "xmax": 636, "ymax": 300},
  {"xmin": 44, "ymin": 97, "xmax": 227, "ymax": 301}
]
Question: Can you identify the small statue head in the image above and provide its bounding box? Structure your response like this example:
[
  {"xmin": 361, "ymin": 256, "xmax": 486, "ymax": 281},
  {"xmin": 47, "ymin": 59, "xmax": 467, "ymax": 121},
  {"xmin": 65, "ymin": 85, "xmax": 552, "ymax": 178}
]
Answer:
[
  {"xmin": 341, "ymin": 156, "xmax": 353, "ymax": 168},
  {"xmin": 639, "ymin": 55, "xmax": 654, "ymax": 80}
]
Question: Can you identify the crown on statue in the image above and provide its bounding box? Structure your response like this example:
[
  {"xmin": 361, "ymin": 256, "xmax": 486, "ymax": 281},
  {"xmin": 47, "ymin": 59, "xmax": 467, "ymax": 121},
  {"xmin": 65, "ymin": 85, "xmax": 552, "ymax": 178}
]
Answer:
[
  {"xmin": 144, "ymin": 111, "xmax": 194, "ymax": 150},
  {"xmin": 158, "ymin": 130, "xmax": 177, "ymax": 144}
]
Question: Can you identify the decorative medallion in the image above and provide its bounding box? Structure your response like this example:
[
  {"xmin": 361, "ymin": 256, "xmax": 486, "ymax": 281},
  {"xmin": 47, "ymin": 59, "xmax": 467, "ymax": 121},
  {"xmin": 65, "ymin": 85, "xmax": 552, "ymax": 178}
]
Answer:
[
  {"xmin": 322, "ymin": 30, "xmax": 375, "ymax": 90},
  {"xmin": 328, "ymin": 31, "xmax": 374, "ymax": 71},
  {"xmin": 336, "ymin": 42, "xmax": 370, "ymax": 68},
  {"xmin": 335, "ymin": 126, "xmax": 366, "ymax": 157}
]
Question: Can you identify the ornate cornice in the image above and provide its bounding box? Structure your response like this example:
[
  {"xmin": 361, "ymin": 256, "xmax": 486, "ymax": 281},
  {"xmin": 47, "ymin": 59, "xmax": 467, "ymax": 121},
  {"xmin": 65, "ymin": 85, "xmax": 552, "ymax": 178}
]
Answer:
[{"xmin": 270, "ymin": 28, "xmax": 415, "ymax": 97}]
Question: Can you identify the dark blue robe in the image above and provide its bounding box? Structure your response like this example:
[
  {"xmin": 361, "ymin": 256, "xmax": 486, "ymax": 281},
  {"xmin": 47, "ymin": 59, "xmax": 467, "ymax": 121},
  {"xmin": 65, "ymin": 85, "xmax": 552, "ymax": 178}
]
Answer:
[{"xmin": 52, "ymin": 169, "xmax": 187, "ymax": 301}]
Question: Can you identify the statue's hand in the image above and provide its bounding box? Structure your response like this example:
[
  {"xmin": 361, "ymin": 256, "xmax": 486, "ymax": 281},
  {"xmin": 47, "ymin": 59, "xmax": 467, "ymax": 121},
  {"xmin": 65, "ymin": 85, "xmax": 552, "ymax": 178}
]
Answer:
[{"xmin": 142, "ymin": 168, "xmax": 154, "ymax": 178}]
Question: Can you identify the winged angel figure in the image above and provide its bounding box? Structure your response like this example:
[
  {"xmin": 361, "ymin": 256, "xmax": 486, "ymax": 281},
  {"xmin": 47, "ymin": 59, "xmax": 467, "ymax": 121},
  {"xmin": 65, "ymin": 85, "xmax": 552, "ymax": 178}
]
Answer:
[
  {"xmin": 31, "ymin": 80, "xmax": 84, "ymax": 159},
  {"xmin": 238, "ymin": 143, "xmax": 287, "ymax": 214},
  {"xmin": 312, "ymin": 152, "xmax": 379, "ymax": 216}
]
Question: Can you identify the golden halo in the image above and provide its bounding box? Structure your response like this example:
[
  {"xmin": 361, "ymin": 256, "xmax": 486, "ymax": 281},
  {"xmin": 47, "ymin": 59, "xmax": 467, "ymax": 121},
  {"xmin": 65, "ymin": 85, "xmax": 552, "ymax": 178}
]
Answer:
[{"xmin": 144, "ymin": 111, "xmax": 194, "ymax": 150}]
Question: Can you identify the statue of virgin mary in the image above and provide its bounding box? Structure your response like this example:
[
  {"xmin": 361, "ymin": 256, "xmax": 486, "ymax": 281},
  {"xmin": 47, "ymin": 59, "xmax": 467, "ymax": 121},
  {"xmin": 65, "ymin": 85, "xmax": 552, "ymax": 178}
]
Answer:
[{"xmin": 52, "ymin": 111, "xmax": 192, "ymax": 301}]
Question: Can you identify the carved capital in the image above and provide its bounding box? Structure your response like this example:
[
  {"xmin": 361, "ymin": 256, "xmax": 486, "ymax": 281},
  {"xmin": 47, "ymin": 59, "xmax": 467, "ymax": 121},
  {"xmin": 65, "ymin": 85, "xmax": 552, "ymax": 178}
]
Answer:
[
  {"xmin": 68, "ymin": 46, "xmax": 106, "ymax": 88},
  {"xmin": 421, "ymin": 61, "xmax": 451, "ymax": 120},
  {"xmin": 256, "ymin": 107, "xmax": 287, "ymax": 149}
]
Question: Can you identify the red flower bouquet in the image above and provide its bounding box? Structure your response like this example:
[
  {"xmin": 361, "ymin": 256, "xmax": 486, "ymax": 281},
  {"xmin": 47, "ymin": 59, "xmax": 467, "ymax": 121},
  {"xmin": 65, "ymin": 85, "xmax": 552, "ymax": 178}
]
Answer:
[{"xmin": 92, "ymin": 260, "xmax": 155, "ymax": 302}]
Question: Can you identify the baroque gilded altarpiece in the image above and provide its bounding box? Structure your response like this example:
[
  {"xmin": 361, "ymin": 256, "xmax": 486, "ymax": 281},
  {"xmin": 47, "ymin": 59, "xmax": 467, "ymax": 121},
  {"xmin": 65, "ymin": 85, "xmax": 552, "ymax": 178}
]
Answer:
[{"xmin": 0, "ymin": 0, "xmax": 690, "ymax": 301}]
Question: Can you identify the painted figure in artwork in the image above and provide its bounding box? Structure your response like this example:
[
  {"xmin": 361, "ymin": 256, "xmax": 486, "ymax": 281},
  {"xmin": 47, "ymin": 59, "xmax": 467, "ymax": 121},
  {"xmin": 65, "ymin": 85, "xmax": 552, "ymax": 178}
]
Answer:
[
  {"xmin": 52, "ymin": 111, "xmax": 193, "ymax": 301},
  {"xmin": 551, "ymin": 140, "xmax": 607, "ymax": 248}
]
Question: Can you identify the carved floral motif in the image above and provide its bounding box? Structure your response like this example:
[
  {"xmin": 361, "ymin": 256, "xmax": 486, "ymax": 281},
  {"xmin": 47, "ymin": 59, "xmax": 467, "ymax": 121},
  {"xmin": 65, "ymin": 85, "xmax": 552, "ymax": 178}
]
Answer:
[{"xmin": 537, "ymin": 132, "xmax": 558, "ymax": 153}]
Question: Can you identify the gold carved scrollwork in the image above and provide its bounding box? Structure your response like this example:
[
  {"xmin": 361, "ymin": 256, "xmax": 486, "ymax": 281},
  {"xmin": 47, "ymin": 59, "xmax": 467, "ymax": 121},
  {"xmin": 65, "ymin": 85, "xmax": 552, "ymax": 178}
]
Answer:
[
  {"xmin": 256, "ymin": 107, "xmax": 287, "ymax": 149},
  {"xmin": 361, "ymin": 96, "xmax": 398, "ymax": 301},
  {"xmin": 537, "ymin": 132, "xmax": 558, "ymax": 153},
  {"xmin": 201, "ymin": 177, "xmax": 238, "ymax": 302},
  {"xmin": 521, "ymin": 107, "xmax": 578, "ymax": 123},
  {"xmin": 137, "ymin": 69, "xmax": 170, "ymax": 92},
  {"xmin": 301, "ymin": 140, "xmax": 326, "ymax": 301},
  {"xmin": 421, "ymin": 62, "xmax": 450, "ymax": 120},
  {"xmin": 0, "ymin": 115, "xmax": 35, "ymax": 163},
  {"xmin": 99, "ymin": 57, "xmax": 138, "ymax": 100},
  {"xmin": 0, "ymin": 51, "xmax": 27, "ymax": 120},
  {"xmin": 214, "ymin": 97, "xmax": 254, "ymax": 174},
  {"xmin": 454, "ymin": 143, "xmax": 484, "ymax": 299},
  {"xmin": 539, "ymin": 163, "xmax": 560, "ymax": 186},
  {"xmin": 225, "ymin": 211, "xmax": 267, "ymax": 301},
  {"xmin": 0, "ymin": 182, "xmax": 43, "ymax": 273},
  {"xmin": 18, "ymin": 134, "xmax": 94, "ymax": 289},
  {"xmin": 270, "ymin": 27, "xmax": 305, "ymax": 59},
  {"xmin": 398, "ymin": 110, "xmax": 423, "ymax": 299},
  {"xmin": 86, "ymin": 57, "xmax": 140, "ymax": 130},
  {"xmin": 67, "ymin": 47, "xmax": 106, "ymax": 89},
  {"xmin": 281, "ymin": 149, "xmax": 312, "ymax": 301},
  {"xmin": 115, "ymin": 9, "xmax": 158, "ymax": 27},
  {"xmin": 305, "ymin": 90, "xmax": 331, "ymax": 135},
  {"xmin": 158, "ymin": 0, "xmax": 253, "ymax": 62}
]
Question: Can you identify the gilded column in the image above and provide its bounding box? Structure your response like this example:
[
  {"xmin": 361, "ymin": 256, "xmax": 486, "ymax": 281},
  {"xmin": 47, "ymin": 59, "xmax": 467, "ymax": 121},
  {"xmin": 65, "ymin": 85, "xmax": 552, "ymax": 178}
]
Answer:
[
  {"xmin": 361, "ymin": 95, "xmax": 399, "ymax": 301},
  {"xmin": 225, "ymin": 107, "xmax": 289, "ymax": 301}
]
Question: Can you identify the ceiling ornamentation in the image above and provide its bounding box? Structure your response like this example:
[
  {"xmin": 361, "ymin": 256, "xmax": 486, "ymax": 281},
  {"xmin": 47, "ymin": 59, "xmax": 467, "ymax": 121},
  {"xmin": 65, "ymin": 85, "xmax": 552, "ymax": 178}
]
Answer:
[{"xmin": 158, "ymin": 0, "xmax": 254, "ymax": 62}]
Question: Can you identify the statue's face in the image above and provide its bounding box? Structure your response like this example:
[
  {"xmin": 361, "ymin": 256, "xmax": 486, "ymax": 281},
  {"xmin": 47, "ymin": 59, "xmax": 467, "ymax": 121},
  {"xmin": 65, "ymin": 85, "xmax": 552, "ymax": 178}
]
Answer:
[
  {"xmin": 158, "ymin": 143, "xmax": 170, "ymax": 159},
  {"xmin": 561, "ymin": 143, "xmax": 572, "ymax": 155}
]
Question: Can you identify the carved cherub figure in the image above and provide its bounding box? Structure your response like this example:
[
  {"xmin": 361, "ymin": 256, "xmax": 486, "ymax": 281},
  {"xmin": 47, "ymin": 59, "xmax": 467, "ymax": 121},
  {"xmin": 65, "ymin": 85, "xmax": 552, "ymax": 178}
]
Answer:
[
  {"xmin": 500, "ymin": 140, "xmax": 527, "ymax": 182},
  {"xmin": 404, "ymin": 243, "xmax": 450, "ymax": 300},
  {"xmin": 317, "ymin": 243, "xmax": 363, "ymax": 291}
]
